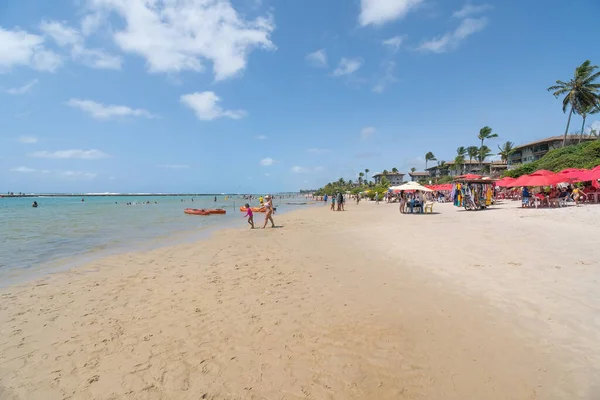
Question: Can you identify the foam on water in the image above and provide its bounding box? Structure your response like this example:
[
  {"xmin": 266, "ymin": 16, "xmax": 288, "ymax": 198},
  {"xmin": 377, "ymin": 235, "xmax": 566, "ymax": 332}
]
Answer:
[{"xmin": 0, "ymin": 194, "xmax": 310, "ymax": 287}]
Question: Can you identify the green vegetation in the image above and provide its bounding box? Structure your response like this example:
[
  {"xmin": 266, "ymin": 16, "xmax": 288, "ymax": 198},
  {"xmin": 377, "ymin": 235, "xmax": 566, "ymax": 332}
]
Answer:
[
  {"xmin": 312, "ymin": 173, "xmax": 390, "ymax": 199},
  {"xmin": 505, "ymin": 140, "xmax": 600, "ymax": 177}
]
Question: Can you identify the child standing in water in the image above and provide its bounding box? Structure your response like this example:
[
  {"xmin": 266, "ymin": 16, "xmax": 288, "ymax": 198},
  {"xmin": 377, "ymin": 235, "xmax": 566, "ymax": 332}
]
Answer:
[{"xmin": 244, "ymin": 204, "xmax": 254, "ymax": 229}]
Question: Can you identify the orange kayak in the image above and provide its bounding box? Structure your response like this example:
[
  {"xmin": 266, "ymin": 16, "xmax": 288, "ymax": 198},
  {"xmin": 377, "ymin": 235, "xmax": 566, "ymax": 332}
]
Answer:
[
  {"xmin": 184, "ymin": 208, "xmax": 210, "ymax": 215},
  {"xmin": 240, "ymin": 206, "xmax": 266, "ymax": 213},
  {"xmin": 207, "ymin": 209, "xmax": 226, "ymax": 214}
]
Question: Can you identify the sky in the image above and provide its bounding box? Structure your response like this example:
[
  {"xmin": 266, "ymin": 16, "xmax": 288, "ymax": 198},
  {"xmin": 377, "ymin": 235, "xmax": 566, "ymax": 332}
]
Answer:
[{"xmin": 1, "ymin": 0, "xmax": 599, "ymax": 194}]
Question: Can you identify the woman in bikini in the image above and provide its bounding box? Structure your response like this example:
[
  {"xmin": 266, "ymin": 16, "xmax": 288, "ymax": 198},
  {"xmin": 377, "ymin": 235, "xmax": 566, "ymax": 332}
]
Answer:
[{"xmin": 262, "ymin": 195, "xmax": 276, "ymax": 229}]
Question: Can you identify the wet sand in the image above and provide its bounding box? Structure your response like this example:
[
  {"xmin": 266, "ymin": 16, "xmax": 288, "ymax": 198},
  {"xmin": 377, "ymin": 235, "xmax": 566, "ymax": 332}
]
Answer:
[{"xmin": 1, "ymin": 200, "xmax": 599, "ymax": 399}]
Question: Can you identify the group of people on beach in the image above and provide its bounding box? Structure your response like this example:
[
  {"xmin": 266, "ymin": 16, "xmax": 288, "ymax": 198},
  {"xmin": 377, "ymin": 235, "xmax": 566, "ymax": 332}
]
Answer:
[
  {"xmin": 243, "ymin": 195, "xmax": 276, "ymax": 229},
  {"xmin": 323, "ymin": 193, "xmax": 346, "ymax": 211}
]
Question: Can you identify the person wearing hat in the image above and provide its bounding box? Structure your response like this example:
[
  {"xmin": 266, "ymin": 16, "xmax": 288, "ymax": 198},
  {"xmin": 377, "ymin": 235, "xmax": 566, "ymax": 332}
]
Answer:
[{"xmin": 262, "ymin": 195, "xmax": 276, "ymax": 228}]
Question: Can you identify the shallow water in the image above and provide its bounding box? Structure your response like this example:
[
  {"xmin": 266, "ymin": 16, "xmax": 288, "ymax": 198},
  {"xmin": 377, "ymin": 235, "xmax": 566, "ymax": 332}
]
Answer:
[{"xmin": 0, "ymin": 194, "xmax": 309, "ymax": 286}]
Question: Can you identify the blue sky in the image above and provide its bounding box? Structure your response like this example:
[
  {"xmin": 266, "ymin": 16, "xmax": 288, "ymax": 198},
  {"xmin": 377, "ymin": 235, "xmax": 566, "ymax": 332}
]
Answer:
[{"xmin": 1, "ymin": 0, "xmax": 599, "ymax": 193}]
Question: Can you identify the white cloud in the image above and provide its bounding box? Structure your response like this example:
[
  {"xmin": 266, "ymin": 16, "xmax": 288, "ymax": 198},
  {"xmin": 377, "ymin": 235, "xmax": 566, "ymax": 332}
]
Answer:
[
  {"xmin": 67, "ymin": 98, "xmax": 156, "ymax": 120},
  {"xmin": 382, "ymin": 35, "xmax": 405, "ymax": 52},
  {"xmin": 18, "ymin": 136, "xmax": 38, "ymax": 144},
  {"xmin": 291, "ymin": 166, "xmax": 324, "ymax": 174},
  {"xmin": 39, "ymin": 20, "xmax": 122, "ymax": 70},
  {"xmin": 453, "ymin": 4, "xmax": 492, "ymax": 19},
  {"xmin": 0, "ymin": 26, "xmax": 62, "ymax": 72},
  {"xmin": 84, "ymin": 0, "xmax": 275, "ymax": 81},
  {"xmin": 333, "ymin": 58, "xmax": 363, "ymax": 77},
  {"xmin": 255, "ymin": 135, "xmax": 268, "ymax": 140},
  {"xmin": 586, "ymin": 120, "xmax": 600, "ymax": 135},
  {"xmin": 260, "ymin": 157, "xmax": 275, "ymax": 166},
  {"xmin": 306, "ymin": 49, "xmax": 327, "ymax": 67},
  {"xmin": 39, "ymin": 20, "xmax": 80, "ymax": 47},
  {"xmin": 10, "ymin": 166, "xmax": 37, "ymax": 173},
  {"xmin": 30, "ymin": 149, "xmax": 109, "ymax": 160},
  {"xmin": 180, "ymin": 91, "xmax": 246, "ymax": 121},
  {"xmin": 6, "ymin": 79, "xmax": 39, "ymax": 95},
  {"xmin": 61, "ymin": 170, "xmax": 97, "ymax": 179},
  {"xmin": 359, "ymin": 0, "xmax": 424, "ymax": 27},
  {"xmin": 158, "ymin": 164, "xmax": 190, "ymax": 169},
  {"xmin": 372, "ymin": 61, "xmax": 398, "ymax": 94},
  {"xmin": 361, "ymin": 126, "xmax": 376, "ymax": 139},
  {"xmin": 418, "ymin": 17, "xmax": 488, "ymax": 53}
]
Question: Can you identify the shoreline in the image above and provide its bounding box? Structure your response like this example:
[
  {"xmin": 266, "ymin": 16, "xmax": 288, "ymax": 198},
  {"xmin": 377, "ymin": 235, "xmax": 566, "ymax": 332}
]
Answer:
[
  {"xmin": 0, "ymin": 203, "xmax": 308, "ymax": 289},
  {"xmin": 1, "ymin": 201, "xmax": 599, "ymax": 399}
]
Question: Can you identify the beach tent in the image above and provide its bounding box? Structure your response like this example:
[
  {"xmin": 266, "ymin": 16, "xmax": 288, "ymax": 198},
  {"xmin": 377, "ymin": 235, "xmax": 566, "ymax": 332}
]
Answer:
[{"xmin": 390, "ymin": 182, "xmax": 433, "ymax": 192}]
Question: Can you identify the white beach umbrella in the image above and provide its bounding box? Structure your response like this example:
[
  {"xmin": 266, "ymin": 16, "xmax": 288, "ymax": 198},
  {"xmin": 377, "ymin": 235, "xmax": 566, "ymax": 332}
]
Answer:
[{"xmin": 390, "ymin": 182, "xmax": 433, "ymax": 192}]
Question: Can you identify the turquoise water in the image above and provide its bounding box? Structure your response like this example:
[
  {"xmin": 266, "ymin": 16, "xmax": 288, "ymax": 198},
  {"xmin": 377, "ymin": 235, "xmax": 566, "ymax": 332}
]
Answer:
[{"xmin": 0, "ymin": 195, "xmax": 309, "ymax": 286}]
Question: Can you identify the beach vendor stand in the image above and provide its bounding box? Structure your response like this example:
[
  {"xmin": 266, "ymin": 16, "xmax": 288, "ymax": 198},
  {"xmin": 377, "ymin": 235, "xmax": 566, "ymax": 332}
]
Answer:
[{"xmin": 452, "ymin": 175, "xmax": 496, "ymax": 211}]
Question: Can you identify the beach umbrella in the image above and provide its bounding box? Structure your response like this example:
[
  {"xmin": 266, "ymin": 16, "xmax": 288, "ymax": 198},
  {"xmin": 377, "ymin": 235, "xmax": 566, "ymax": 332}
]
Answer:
[
  {"xmin": 495, "ymin": 177, "xmax": 516, "ymax": 187},
  {"xmin": 507, "ymin": 174, "xmax": 531, "ymax": 187},
  {"xmin": 557, "ymin": 168, "xmax": 589, "ymax": 182},
  {"xmin": 454, "ymin": 174, "xmax": 482, "ymax": 180},
  {"xmin": 520, "ymin": 171, "xmax": 563, "ymax": 187},
  {"xmin": 531, "ymin": 169, "xmax": 555, "ymax": 176},
  {"xmin": 390, "ymin": 182, "xmax": 433, "ymax": 192},
  {"xmin": 576, "ymin": 168, "xmax": 600, "ymax": 182}
]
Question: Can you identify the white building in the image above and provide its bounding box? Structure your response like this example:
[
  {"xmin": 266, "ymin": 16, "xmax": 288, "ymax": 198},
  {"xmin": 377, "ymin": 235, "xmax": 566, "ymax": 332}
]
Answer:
[{"xmin": 372, "ymin": 172, "xmax": 405, "ymax": 186}]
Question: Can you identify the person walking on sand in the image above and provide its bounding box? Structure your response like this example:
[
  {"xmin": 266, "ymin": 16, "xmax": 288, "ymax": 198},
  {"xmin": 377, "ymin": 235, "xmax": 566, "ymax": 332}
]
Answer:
[
  {"xmin": 330, "ymin": 194, "xmax": 336, "ymax": 211},
  {"xmin": 244, "ymin": 203, "xmax": 254, "ymax": 228},
  {"xmin": 262, "ymin": 195, "xmax": 276, "ymax": 228},
  {"xmin": 336, "ymin": 192, "xmax": 343, "ymax": 211},
  {"xmin": 375, "ymin": 192, "xmax": 380, "ymax": 204}
]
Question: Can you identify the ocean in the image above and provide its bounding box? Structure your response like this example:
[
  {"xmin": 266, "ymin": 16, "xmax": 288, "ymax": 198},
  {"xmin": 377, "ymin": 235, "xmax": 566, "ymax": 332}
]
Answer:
[{"xmin": 0, "ymin": 194, "xmax": 312, "ymax": 287}]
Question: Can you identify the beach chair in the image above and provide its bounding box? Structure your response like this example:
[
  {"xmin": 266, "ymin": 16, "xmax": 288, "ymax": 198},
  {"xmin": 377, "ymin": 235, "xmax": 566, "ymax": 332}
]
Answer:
[{"xmin": 424, "ymin": 201, "xmax": 434, "ymax": 214}]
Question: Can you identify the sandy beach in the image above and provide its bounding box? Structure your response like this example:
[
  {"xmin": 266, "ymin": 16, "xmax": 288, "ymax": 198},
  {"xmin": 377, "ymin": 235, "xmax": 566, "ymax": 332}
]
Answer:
[{"xmin": 1, "ymin": 200, "xmax": 599, "ymax": 399}]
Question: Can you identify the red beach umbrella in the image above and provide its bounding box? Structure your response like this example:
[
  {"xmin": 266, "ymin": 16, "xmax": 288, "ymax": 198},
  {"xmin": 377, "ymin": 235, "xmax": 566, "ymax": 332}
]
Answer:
[
  {"xmin": 521, "ymin": 171, "xmax": 563, "ymax": 187},
  {"xmin": 507, "ymin": 174, "xmax": 531, "ymax": 187},
  {"xmin": 531, "ymin": 169, "xmax": 555, "ymax": 176},
  {"xmin": 495, "ymin": 177, "xmax": 516, "ymax": 187},
  {"xmin": 455, "ymin": 174, "xmax": 482, "ymax": 180},
  {"xmin": 558, "ymin": 168, "xmax": 589, "ymax": 181},
  {"xmin": 576, "ymin": 168, "xmax": 600, "ymax": 182}
]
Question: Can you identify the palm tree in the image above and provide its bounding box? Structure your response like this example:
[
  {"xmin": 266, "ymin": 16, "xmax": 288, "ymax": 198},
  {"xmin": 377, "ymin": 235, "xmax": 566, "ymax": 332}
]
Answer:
[
  {"xmin": 425, "ymin": 152, "xmax": 436, "ymax": 170},
  {"xmin": 477, "ymin": 126, "xmax": 498, "ymax": 169},
  {"xmin": 358, "ymin": 172, "xmax": 364, "ymax": 185},
  {"xmin": 438, "ymin": 160, "xmax": 447, "ymax": 175},
  {"xmin": 466, "ymin": 146, "xmax": 479, "ymax": 172},
  {"xmin": 364, "ymin": 169, "xmax": 370, "ymax": 184},
  {"xmin": 576, "ymin": 103, "xmax": 600, "ymax": 142},
  {"xmin": 338, "ymin": 178, "xmax": 345, "ymax": 186},
  {"xmin": 382, "ymin": 169, "xmax": 389, "ymax": 175},
  {"xmin": 391, "ymin": 167, "xmax": 398, "ymax": 173},
  {"xmin": 477, "ymin": 145, "xmax": 493, "ymax": 163},
  {"xmin": 455, "ymin": 146, "xmax": 467, "ymax": 175},
  {"xmin": 497, "ymin": 141, "xmax": 515, "ymax": 163},
  {"xmin": 410, "ymin": 167, "xmax": 416, "ymax": 173},
  {"xmin": 548, "ymin": 60, "xmax": 600, "ymax": 147}
]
